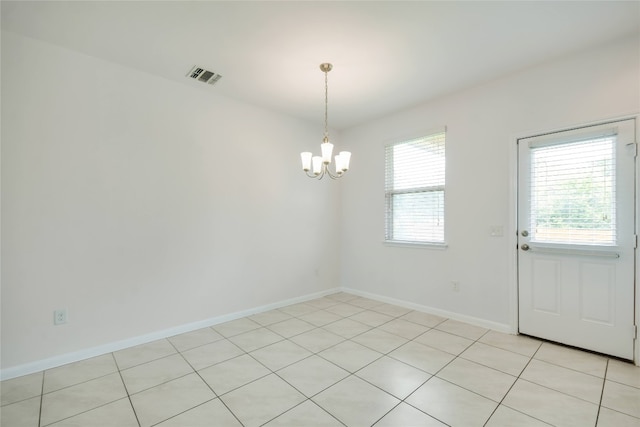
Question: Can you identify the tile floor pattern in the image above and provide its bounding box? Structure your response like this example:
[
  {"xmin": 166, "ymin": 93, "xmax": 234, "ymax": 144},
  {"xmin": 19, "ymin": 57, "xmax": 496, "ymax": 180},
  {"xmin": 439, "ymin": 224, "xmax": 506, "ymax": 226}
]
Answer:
[{"xmin": 2, "ymin": 292, "xmax": 640, "ymax": 427}]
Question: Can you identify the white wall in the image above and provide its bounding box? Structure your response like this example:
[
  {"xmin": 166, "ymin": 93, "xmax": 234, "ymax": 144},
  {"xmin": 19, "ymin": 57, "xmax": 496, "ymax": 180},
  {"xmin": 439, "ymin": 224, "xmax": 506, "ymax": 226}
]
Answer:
[
  {"xmin": 340, "ymin": 36, "xmax": 639, "ymax": 329},
  {"xmin": 1, "ymin": 31, "xmax": 341, "ymax": 371}
]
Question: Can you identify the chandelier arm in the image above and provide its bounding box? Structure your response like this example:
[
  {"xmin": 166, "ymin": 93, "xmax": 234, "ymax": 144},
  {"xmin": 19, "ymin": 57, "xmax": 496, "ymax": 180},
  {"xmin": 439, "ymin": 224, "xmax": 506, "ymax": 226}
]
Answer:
[
  {"xmin": 325, "ymin": 167, "xmax": 344, "ymax": 180},
  {"xmin": 317, "ymin": 167, "xmax": 326, "ymax": 180},
  {"xmin": 304, "ymin": 168, "xmax": 325, "ymax": 179},
  {"xmin": 303, "ymin": 162, "xmax": 346, "ymax": 180}
]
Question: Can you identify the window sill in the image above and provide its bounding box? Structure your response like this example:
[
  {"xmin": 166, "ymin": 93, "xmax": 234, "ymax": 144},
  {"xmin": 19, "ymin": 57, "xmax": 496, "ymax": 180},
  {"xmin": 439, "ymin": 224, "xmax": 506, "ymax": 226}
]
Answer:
[{"xmin": 383, "ymin": 240, "xmax": 448, "ymax": 250}]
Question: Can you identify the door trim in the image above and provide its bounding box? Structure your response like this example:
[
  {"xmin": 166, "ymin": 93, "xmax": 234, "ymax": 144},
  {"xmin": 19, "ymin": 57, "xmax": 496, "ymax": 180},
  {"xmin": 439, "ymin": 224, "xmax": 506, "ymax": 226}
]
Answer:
[{"xmin": 509, "ymin": 113, "xmax": 639, "ymax": 365}]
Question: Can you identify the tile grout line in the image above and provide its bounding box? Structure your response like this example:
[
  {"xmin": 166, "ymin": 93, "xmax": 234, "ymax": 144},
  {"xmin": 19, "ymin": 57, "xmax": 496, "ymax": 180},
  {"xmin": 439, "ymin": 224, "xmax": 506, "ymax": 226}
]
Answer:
[
  {"xmin": 39, "ymin": 397, "xmax": 139, "ymax": 427},
  {"xmin": 167, "ymin": 336, "xmax": 247, "ymax": 427},
  {"xmin": 112, "ymin": 352, "xmax": 142, "ymax": 427},
  {"xmin": 398, "ymin": 328, "xmax": 494, "ymax": 427},
  {"xmin": 38, "ymin": 368, "xmax": 119, "ymax": 396},
  {"xmin": 257, "ymin": 398, "xmax": 346, "ymax": 427},
  {"xmin": 133, "ymin": 339, "xmax": 208, "ymax": 425},
  {"xmin": 512, "ymin": 373, "xmax": 611, "ymax": 407},
  {"xmin": 396, "ymin": 323, "xmax": 562, "ymax": 426},
  {"xmin": 593, "ymin": 358, "xmax": 609, "ymax": 427},
  {"xmin": 603, "ymin": 376, "xmax": 640, "ymax": 391},
  {"xmin": 368, "ymin": 401, "xmax": 412, "ymax": 427},
  {"xmin": 249, "ymin": 304, "xmax": 400, "ymax": 426},
  {"xmin": 221, "ymin": 331, "xmax": 344, "ymax": 426},
  {"xmin": 481, "ymin": 340, "xmax": 553, "ymax": 427},
  {"xmin": 35, "ymin": 357, "xmax": 137, "ymax": 427},
  {"xmin": 39, "ymin": 373, "xmax": 139, "ymax": 426},
  {"xmin": 145, "ymin": 397, "xmax": 227, "ymax": 427},
  {"xmin": 114, "ymin": 349, "xmax": 179, "ymax": 373},
  {"xmin": 262, "ymin": 302, "xmax": 473, "ymax": 425},
  {"xmin": 529, "ymin": 346, "xmax": 611, "ymax": 380},
  {"xmin": 354, "ymin": 317, "xmax": 480, "ymax": 426},
  {"xmin": 37, "ymin": 370, "xmax": 44, "ymax": 427},
  {"xmin": 119, "ymin": 353, "xmax": 193, "ymax": 396},
  {"xmin": 212, "ymin": 313, "xmax": 381, "ymax": 426}
]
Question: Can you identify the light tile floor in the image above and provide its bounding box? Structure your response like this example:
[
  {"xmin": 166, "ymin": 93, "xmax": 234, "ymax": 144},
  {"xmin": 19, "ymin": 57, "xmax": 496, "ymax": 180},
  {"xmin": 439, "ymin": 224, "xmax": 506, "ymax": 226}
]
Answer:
[{"xmin": 2, "ymin": 292, "xmax": 639, "ymax": 426}]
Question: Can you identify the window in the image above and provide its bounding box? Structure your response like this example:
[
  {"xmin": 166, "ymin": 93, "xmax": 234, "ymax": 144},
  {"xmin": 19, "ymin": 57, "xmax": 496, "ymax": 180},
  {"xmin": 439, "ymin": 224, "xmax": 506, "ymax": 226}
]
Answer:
[{"xmin": 385, "ymin": 131, "xmax": 446, "ymax": 244}]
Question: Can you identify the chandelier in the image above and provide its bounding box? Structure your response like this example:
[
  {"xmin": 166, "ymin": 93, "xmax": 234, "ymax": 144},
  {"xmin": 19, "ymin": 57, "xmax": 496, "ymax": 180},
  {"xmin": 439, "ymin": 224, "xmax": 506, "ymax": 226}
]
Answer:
[{"xmin": 300, "ymin": 63, "xmax": 351, "ymax": 179}]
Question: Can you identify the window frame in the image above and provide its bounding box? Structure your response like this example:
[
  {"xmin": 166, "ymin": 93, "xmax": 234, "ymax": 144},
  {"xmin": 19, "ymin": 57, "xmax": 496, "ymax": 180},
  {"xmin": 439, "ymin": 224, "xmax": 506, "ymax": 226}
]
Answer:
[{"xmin": 384, "ymin": 130, "xmax": 447, "ymax": 248}]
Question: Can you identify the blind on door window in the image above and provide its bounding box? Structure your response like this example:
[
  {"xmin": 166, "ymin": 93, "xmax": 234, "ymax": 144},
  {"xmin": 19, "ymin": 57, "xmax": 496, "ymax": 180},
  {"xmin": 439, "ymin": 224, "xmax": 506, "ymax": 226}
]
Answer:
[
  {"xmin": 385, "ymin": 132, "xmax": 445, "ymax": 243},
  {"xmin": 530, "ymin": 136, "xmax": 616, "ymax": 245}
]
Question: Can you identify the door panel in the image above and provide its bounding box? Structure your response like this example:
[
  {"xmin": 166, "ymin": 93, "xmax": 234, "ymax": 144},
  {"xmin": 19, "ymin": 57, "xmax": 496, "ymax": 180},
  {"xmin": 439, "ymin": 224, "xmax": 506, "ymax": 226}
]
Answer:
[
  {"xmin": 579, "ymin": 261, "xmax": 614, "ymax": 325},
  {"xmin": 518, "ymin": 119, "xmax": 636, "ymax": 359},
  {"xmin": 531, "ymin": 258, "xmax": 560, "ymax": 314}
]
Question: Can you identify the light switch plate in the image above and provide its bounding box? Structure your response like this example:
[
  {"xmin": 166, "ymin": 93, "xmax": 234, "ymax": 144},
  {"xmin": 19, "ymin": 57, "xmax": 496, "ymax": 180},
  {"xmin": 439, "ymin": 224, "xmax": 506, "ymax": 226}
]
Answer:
[{"xmin": 490, "ymin": 226, "xmax": 504, "ymax": 237}]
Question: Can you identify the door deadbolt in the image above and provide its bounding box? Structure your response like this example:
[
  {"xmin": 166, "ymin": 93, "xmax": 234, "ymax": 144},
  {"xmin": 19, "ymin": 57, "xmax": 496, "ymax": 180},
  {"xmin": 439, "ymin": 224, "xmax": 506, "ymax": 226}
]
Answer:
[{"xmin": 521, "ymin": 230, "xmax": 529, "ymax": 237}]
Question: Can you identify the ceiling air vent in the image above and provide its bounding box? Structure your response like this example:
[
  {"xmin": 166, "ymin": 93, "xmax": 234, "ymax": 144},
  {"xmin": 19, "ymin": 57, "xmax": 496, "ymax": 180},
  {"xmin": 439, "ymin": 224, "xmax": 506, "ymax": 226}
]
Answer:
[{"xmin": 187, "ymin": 66, "xmax": 222, "ymax": 86}]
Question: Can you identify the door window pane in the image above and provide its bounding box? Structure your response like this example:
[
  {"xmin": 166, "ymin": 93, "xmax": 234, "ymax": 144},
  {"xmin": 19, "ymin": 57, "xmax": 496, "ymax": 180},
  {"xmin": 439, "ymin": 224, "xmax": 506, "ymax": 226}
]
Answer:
[{"xmin": 530, "ymin": 137, "xmax": 616, "ymax": 245}]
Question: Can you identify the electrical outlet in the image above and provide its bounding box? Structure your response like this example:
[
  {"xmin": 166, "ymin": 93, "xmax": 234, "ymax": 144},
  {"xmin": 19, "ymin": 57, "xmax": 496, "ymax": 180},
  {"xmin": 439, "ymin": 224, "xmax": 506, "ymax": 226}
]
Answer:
[
  {"xmin": 451, "ymin": 281, "xmax": 460, "ymax": 292},
  {"xmin": 54, "ymin": 309, "xmax": 67, "ymax": 325}
]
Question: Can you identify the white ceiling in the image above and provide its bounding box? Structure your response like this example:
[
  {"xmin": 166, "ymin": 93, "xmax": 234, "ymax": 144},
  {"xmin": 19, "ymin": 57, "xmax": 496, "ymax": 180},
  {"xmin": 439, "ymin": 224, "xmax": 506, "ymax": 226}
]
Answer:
[{"xmin": 2, "ymin": 1, "xmax": 638, "ymax": 130}]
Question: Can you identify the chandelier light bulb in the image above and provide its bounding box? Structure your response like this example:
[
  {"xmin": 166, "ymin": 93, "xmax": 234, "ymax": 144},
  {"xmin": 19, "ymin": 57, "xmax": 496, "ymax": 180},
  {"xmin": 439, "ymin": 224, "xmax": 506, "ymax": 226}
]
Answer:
[
  {"xmin": 312, "ymin": 156, "xmax": 323, "ymax": 175},
  {"xmin": 321, "ymin": 140, "xmax": 334, "ymax": 164},
  {"xmin": 300, "ymin": 152, "xmax": 312, "ymax": 172},
  {"xmin": 339, "ymin": 151, "xmax": 351, "ymax": 171}
]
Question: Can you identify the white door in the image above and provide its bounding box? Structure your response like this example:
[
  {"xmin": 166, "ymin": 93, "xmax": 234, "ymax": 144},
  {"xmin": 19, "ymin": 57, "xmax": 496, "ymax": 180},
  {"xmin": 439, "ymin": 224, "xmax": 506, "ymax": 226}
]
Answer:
[{"xmin": 518, "ymin": 119, "xmax": 636, "ymax": 360}]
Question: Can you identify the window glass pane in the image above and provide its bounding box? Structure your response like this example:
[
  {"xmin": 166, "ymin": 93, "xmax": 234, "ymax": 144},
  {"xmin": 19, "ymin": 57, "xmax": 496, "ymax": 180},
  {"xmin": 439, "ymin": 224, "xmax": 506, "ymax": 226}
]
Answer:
[
  {"xmin": 391, "ymin": 191, "xmax": 444, "ymax": 242},
  {"xmin": 391, "ymin": 137, "xmax": 445, "ymax": 190},
  {"xmin": 530, "ymin": 137, "xmax": 616, "ymax": 245}
]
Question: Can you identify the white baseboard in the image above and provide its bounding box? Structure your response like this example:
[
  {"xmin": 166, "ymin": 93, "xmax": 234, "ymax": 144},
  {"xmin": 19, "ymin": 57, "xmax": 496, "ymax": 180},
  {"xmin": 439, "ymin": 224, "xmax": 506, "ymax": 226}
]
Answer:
[
  {"xmin": 341, "ymin": 287, "xmax": 513, "ymax": 334},
  {"xmin": 0, "ymin": 287, "xmax": 340, "ymax": 381}
]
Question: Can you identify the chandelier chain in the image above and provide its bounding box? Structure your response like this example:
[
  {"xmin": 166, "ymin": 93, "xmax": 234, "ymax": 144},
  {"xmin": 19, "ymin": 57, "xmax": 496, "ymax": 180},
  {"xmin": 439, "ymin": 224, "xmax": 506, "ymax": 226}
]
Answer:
[{"xmin": 324, "ymin": 69, "xmax": 329, "ymax": 139}]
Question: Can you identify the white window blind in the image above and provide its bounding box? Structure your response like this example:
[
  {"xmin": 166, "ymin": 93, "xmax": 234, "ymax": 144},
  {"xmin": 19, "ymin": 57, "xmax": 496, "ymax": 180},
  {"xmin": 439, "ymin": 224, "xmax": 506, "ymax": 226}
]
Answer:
[
  {"xmin": 530, "ymin": 136, "xmax": 616, "ymax": 245},
  {"xmin": 385, "ymin": 131, "xmax": 446, "ymax": 243}
]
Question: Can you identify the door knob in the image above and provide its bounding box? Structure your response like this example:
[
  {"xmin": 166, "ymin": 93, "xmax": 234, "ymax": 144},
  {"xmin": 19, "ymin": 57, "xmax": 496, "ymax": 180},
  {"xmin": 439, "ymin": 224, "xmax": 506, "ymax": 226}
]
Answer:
[{"xmin": 521, "ymin": 244, "xmax": 530, "ymax": 251}]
